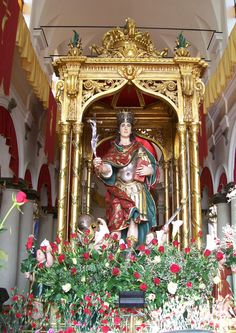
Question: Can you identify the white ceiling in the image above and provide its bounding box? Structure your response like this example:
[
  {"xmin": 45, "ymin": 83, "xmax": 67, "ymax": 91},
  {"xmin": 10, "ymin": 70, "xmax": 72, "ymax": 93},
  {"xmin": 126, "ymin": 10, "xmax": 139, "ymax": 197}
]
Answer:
[{"xmin": 29, "ymin": 0, "xmax": 227, "ymax": 65}]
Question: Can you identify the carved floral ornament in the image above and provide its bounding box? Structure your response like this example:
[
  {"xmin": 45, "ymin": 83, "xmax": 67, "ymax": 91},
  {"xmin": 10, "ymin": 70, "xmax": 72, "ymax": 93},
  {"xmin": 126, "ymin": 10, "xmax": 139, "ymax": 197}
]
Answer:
[{"xmin": 90, "ymin": 18, "xmax": 168, "ymax": 59}]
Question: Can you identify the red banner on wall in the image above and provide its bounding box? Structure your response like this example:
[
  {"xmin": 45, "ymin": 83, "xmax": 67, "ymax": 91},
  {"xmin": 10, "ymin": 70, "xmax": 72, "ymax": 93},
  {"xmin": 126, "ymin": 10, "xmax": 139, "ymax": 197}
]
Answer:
[
  {"xmin": 198, "ymin": 103, "xmax": 208, "ymax": 167},
  {"xmin": 44, "ymin": 90, "xmax": 57, "ymax": 164},
  {"xmin": 0, "ymin": 0, "xmax": 20, "ymax": 95}
]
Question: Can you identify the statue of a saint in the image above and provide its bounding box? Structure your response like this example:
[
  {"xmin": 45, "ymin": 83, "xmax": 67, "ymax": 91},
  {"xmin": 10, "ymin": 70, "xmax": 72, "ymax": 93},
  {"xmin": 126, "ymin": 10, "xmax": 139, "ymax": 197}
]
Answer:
[{"xmin": 93, "ymin": 110, "xmax": 159, "ymax": 245}]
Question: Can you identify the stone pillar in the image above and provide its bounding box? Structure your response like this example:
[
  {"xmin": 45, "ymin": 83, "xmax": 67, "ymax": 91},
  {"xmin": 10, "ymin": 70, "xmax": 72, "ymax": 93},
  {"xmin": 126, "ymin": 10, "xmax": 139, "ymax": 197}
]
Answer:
[
  {"xmin": 212, "ymin": 193, "xmax": 230, "ymax": 240},
  {"xmin": 86, "ymin": 157, "xmax": 93, "ymax": 215},
  {"xmin": 16, "ymin": 197, "xmax": 35, "ymax": 292},
  {"xmin": 189, "ymin": 122, "xmax": 202, "ymax": 248},
  {"xmin": 57, "ymin": 122, "xmax": 71, "ymax": 246},
  {"xmin": 0, "ymin": 188, "xmax": 21, "ymax": 295},
  {"xmin": 70, "ymin": 123, "xmax": 83, "ymax": 236},
  {"xmin": 177, "ymin": 123, "xmax": 189, "ymax": 247}
]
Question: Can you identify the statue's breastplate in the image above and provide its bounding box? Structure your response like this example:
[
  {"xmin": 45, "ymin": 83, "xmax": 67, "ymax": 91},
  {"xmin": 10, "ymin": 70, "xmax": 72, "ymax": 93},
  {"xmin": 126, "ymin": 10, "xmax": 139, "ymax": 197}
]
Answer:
[{"xmin": 117, "ymin": 159, "xmax": 137, "ymax": 183}]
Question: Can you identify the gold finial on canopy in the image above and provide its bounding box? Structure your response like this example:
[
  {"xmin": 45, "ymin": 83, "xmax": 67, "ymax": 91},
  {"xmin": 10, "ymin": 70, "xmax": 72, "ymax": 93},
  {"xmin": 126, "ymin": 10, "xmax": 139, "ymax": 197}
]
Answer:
[{"xmin": 90, "ymin": 18, "xmax": 168, "ymax": 58}]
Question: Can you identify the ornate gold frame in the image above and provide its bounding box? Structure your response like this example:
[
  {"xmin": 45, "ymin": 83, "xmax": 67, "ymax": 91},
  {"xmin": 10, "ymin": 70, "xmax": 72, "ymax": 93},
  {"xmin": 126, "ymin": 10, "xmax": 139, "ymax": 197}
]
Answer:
[{"xmin": 54, "ymin": 19, "xmax": 206, "ymax": 248}]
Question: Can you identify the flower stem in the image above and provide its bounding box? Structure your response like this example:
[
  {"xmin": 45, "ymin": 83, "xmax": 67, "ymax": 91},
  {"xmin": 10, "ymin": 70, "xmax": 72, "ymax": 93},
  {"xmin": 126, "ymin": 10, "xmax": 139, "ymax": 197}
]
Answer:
[{"xmin": 0, "ymin": 203, "xmax": 17, "ymax": 230}]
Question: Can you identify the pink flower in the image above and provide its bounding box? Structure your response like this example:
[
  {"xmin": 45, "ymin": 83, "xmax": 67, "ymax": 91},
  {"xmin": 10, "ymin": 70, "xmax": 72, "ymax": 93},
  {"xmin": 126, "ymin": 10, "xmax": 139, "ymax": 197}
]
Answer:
[
  {"xmin": 112, "ymin": 267, "xmax": 120, "ymax": 276},
  {"xmin": 169, "ymin": 263, "xmax": 181, "ymax": 274},
  {"xmin": 16, "ymin": 191, "xmax": 28, "ymax": 204},
  {"xmin": 101, "ymin": 326, "xmax": 110, "ymax": 333},
  {"xmin": 139, "ymin": 283, "xmax": 147, "ymax": 291},
  {"xmin": 186, "ymin": 281, "xmax": 192, "ymax": 288},
  {"xmin": 114, "ymin": 316, "xmax": 121, "ymax": 325}
]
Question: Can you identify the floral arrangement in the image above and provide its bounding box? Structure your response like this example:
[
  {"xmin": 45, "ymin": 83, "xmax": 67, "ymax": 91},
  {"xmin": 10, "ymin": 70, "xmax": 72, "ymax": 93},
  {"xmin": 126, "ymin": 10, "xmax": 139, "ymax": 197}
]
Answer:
[
  {"xmin": 221, "ymin": 224, "xmax": 236, "ymax": 269},
  {"xmin": 3, "ymin": 230, "xmax": 220, "ymax": 332},
  {"xmin": 0, "ymin": 191, "xmax": 28, "ymax": 267}
]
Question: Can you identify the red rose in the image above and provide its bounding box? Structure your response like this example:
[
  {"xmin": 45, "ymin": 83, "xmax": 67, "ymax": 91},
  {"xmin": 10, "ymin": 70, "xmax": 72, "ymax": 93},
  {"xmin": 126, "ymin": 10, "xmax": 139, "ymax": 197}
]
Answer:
[
  {"xmin": 16, "ymin": 191, "xmax": 28, "ymax": 204},
  {"xmin": 216, "ymin": 251, "xmax": 224, "ymax": 261},
  {"xmin": 26, "ymin": 235, "xmax": 34, "ymax": 250},
  {"xmin": 83, "ymin": 252, "xmax": 90, "ymax": 260},
  {"xmin": 70, "ymin": 233, "xmax": 77, "ymax": 239},
  {"xmin": 101, "ymin": 326, "xmax": 110, "ymax": 333},
  {"xmin": 198, "ymin": 230, "xmax": 203, "ymax": 237},
  {"xmin": 58, "ymin": 254, "xmax": 65, "ymax": 263},
  {"xmin": 114, "ymin": 316, "xmax": 121, "ymax": 325},
  {"xmin": 85, "ymin": 229, "xmax": 90, "ymax": 236},
  {"xmin": 12, "ymin": 295, "xmax": 18, "ymax": 301},
  {"xmin": 108, "ymin": 253, "xmax": 114, "ymax": 261},
  {"xmin": 153, "ymin": 277, "xmax": 161, "ymax": 285},
  {"xmin": 186, "ymin": 281, "xmax": 192, "ymax": 288},
  {"xmin": 84, "ymin": 295, "xmax": 91, "ymax": 302},
  {"xmin": 102, "ymin": 244, "xmax": 107, "ymax": 251},
  {"xmin": 71, "ymin": 267, "xmax": 77, "ymax": 275},
  {"xmin": 119, "ymin": 243, "xmax": 126, "ymax": 251},
  {"xmin": 173, "ymin": 240, "xmax": 179, "ymax": 248},
  {"xmin": 84, "ymin": 308, "xmax": 91, "ymax": 315},
  {"xmin": 145, "ymin": 249, "xmax": 151, "ymax": 256},
  {"xmin": 204, "ymin": 249, "xmax": 211, "ymax": 257},
  {"xmin": 83, "ymin": 236, "xmax": 89, "ymax": 244},
  {"xmin": 112, "ymin": 267, "xmax": 120, "ymax": 276},
  {"xmin": 137, "ymin": 244, "xmax": 145, "ymax": 251},
  {"xmin": 133, "ymin": 272, "xmax": 140, "ymax": 279},
  {"xmin": 184, "ymin": 247, "xmax": 190, "ymax": 254},
  {"xmin": 16, "ymin": 313, "xmax": 22, "ymax": 318},
  {"xmin": 152, "ymin": 238, "xmax": 158, "ymax": 245},
  {"xmin": 37, "ymin": 262, "xmax": 44, "ymax": 269},
  {"xmin": 112, "ymin": 233, "xmax": 119, "ymax": 240},
  {"xmin": 169, "ymin": 263, "xmax": 181, "ymax": 274},
  {"xmin": 64, "ymin": 328, "xmax": 75, "ymax": 333},
  {"xmin": 31, "ymin": 322, "xmax": 36, "ymax": 328},
  {"xmin": 130, "ymin": 254, "xmax": 136, "ymax": 262},
  {"xmin": 191, "ymin": 238, "xmax": 196, "ymax": 244},
  {"xmin": 158, "ymin": 246, "xmax": 165, "ymax": 253},
  {"xmin": 50, "ymin": 242, "xmax": 58, "ymax": 253},
  {"xmin": 55, "ymin": 236, "xmax": 61, "ymax": 244},
  {"xmin": 139, "ymin": 283, "xmax": 147, "ymax": 292},
  {"xmin": 104, "ymin": 233, "xmax": 110, "ymax": 239}
]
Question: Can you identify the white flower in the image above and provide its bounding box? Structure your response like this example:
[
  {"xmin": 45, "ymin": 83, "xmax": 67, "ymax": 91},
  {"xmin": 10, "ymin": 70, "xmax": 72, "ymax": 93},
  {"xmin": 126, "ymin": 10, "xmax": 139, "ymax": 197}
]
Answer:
[
  {"xmin": 153, "ymin": 255, "xmax": 161, "ymax": 264},
  {"xmin": 81, "ymin": 276, "xmax": 86, "ymax": 282},
  {"xmin": 167, "ymin": 281, "xmax": 178, "ymax": 295},
  {"xmin": 72, "ymin": 258, "xmax": 77, "ymax": 265},
  {"xmin": 213, "ymin": 275, "xmax": 221, "ymax": 284},
  {"xmin": 199, "ymin": 283, "xmax": 206, "ymax": 289},
  {"xmin": 62, "ymin": 283, "xmax": 71, "ymax": 293},
  {"xmin": 148, "ymin": 293, "xmax": 156, "ymax": 301},
  {"xmin": 105, "ymin": 262, "xmax": 110, "ymax": 268}
]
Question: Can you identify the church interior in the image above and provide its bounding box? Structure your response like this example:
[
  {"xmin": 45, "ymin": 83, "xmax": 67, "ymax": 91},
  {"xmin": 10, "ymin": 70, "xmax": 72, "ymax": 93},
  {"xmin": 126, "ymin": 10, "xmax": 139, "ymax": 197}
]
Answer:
[{"xmin": 0, "ymin": 1, "xmax": 236, "ymax": 332}]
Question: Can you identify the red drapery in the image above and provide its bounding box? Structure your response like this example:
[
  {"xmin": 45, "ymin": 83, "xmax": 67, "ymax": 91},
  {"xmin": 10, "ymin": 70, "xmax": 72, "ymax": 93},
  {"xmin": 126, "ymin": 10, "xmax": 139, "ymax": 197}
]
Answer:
[
  {"xmin": 0, "ymin": 106, "xmax": 19, "ymax": 179},
  {"xmin": 44, "ymin": 90, "xmax": 57, "ymax": 164},
  {"xmin": 198, "ymin": 103, "xmax": 208, "ymax": 167},
  {"xmin": 0, "ymin": 0, "xmax": 20, "ymax": 95},
  {"xmin": 37, "ymin": 164, "xmax": 52, "ymax": 208},
  {"xmin": 217, "ymin": 172, "xmax": 227, "ymax": 193},
  {"xmin": 200, "ymin": 167, "xmax": 213, "ymax": 197}
]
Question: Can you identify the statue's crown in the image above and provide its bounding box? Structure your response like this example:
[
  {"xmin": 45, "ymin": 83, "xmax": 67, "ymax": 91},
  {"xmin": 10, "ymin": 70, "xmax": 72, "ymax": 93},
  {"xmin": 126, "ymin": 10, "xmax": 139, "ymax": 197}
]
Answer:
[{"xmin": 117, "ymin": 109, "xmax": 135, "ymax": 126}]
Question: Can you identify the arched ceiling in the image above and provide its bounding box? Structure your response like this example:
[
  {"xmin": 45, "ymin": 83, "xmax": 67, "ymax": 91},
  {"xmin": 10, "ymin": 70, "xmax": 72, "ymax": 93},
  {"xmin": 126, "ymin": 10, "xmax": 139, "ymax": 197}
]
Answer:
[{"xmin": 29, "ymin": 0, "xmax": 223, "ymax": 62}]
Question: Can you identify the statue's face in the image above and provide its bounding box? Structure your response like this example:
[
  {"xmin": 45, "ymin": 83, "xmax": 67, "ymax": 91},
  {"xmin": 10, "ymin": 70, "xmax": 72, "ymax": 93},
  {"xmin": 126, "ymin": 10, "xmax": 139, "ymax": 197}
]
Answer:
[
  {"xmin": 36, "ymin": 249, "xmax": 45, "ymax": 263},
  {"xmin": 120, "ymin": 122, "xmax": 132, "ymax": 138}
]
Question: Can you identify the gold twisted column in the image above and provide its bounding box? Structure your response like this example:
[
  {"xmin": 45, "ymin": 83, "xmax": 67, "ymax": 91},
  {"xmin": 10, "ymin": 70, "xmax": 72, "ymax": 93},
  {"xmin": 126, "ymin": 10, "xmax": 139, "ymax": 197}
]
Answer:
[
  {"xmin": 57, "ymin": 122, "xmax": 71, "ymax": 248},
  {"xmin": 164, "ymin": 161, "xmax": 170, "ymax": 222},
  {"xmin": 177, "ymin": 123, "xmax": 189, "ymax": 247},
  {"xmin": 86, "ymin": 157, "xmax": 93, "ymax": 214},
  {"xmin": 70, "ymin": 122, "xmax": 83, "ymax": 237},
  {"xmin": 173, "ymin": 157, "xmax": 181, "ymax": 244},
  {"xmin": 189, "ymin": 122, "xmax": 202, "ymax": 248}
]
